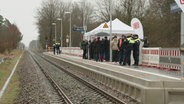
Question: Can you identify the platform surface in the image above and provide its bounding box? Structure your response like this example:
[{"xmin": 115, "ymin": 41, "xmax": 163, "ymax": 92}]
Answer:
[{"xmin": 45, "ymin": 52, "xmax": 182, "ymax": 81}]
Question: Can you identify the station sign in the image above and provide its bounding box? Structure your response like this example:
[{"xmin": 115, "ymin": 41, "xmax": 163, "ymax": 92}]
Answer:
[{"xmin": 73, "ymin": 27, "xmax": 84, "ymax": 32}]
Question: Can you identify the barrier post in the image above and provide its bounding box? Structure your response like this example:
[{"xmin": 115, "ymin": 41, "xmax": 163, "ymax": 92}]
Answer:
[{"xmin": 181, "ymin": 12, "xmax": 184, "ymax": 78}]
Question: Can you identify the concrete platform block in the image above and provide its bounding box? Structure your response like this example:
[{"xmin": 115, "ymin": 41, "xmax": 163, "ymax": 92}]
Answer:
[
  {"xmin": 135, "ymin": 88, "xmax": 141, "ymax": 102},
  {"xmin": 143, "ymin": 88, "xmax": 165, "ymax": 104},
  {"xmin": 167, "ymin": 91, "xmax": 184, "ymax": 104},
  {"xmin": 164, "ymin": 81, "xmax": 184, "ymax": 104}
]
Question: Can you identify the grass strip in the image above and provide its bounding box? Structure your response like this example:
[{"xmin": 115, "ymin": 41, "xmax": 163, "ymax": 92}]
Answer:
[{"xmin": 0, "ymin": 50, "xmax": 23, "ymax": 104}]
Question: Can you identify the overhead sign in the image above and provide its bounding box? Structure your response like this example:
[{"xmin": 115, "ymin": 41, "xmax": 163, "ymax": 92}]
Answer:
[
  {"xmin": 103, "ymin": 23, "xmax": 109, "ymax": 28},
  {"xmin": 175, "ymin": 0, "xmax": 184, "ymax": 12},
  {"xmin": 73, "ymin": 27, "xmax": 84, "ymax": 32},
  {"xmin": 170, "ymin": 3, "xmax": 182, "ymax": 13},
  {"xmin": 131, "ymin": 18, "xmax": 144, "ymax": 39}
]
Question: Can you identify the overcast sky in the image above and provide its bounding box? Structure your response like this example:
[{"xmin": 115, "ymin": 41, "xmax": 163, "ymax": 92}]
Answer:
[
  {"xmin": 0, "ymin": 0, "xmax": 88, "ymax": 47},
  {"xmin": 0, "ymin": 0, "xmax": 43, "ymax": 47}
]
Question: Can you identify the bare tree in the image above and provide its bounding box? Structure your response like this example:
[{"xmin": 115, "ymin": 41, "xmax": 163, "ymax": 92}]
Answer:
[
  {"xmin": 95, "ymin": 0, "xmax": 114, "ymax": 22},
  {"xmin": 35, "ymin": 0, "xmax": 70, "ymax": 47},
  {"xmin": 36, "ymin": 0, "xmax": 95, "ymax": 48},
  {"xmin": 95, "ymin": 0, "xmax": 147, "ymax": 23},
  {"xmin": 68, "ymin": 1, "xmax": 94, "ymax": 46},
  {"xmin": 115, "ymin": 0, "xmax": 147, "ymax": 24},
  {"xmin": 0, "ymin": 22, "xmax": 22, "ymax": 53},
  {"xmin": 35, "ymin": 0, "xmax": 179, "ymax": 48},
  {"xmin": 143, "ymin": 0, "xmax": 180, "ymax": 47}
]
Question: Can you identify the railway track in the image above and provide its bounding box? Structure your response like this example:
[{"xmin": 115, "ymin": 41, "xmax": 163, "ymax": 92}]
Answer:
[
  {"xmin": 30, "ymin": 51, "xmax": 130, "ymax": 104},
  {"xmin": 30, "ymin": 52, "xmax": 72, "ymax": 104},
  {"xmin": 43, "ymin": 53, "xmax": 139, "ymax": 104}
]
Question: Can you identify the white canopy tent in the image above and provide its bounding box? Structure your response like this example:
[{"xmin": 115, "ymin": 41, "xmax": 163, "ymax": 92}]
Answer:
[{"xmin": 84, "ymin": 18, "xmax": 135, "ymax": 40}]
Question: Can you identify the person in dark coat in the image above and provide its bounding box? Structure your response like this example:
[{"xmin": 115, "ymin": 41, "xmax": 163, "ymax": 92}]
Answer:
[
  {"xmin": 100, "ymin": 38, "xmax": 105, "ymax": 61},
  {"xmin": 103, "ymin": 36, "xmax": 110, "ymax": 61},
  {"xmin": 143, "ymin": 37, "xmax": 149, "ymax": 48},
  {"xmin": 81, "ymin": 40, "xmax": 88, "ymax": 59},
  {"xmin": 56, "ymin": 42, "xmax": 60, "ymax": 55},
  {"xmin": 53, "ymin": 43, "xmax": 56, "ymax": 55},
  {"xmin": 132, "ymin": 34, "xmax": 140, "ymax": 66},
  {"xmin": 118, "ymin": 35, "xmax": 128, "ymax": 65},
  {"xmin": 88, "ymin": 40, "xmax": 92, "ymax": 60},
  {"xmin": 90, "ymin": 39, "xmax": 96, "ymax": 60},
  {"xmin": 94, "ymin": 37, "xmax": 102, "ymax": 61},
  {"xmin": 126, "ymin": 34, "xmax": 135, "ymax": 66}
]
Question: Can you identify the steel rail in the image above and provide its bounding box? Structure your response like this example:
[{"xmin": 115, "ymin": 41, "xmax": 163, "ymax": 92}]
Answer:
[
  {"xmin": 30, "ymin": 53, "xmax": 73, "ymax": 104},
  {"xmin": 40, "ymin": 54, "xmax": 127, "ymax": 104}
]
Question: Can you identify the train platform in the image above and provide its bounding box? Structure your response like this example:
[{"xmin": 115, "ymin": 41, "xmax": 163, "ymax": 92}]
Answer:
[
  {"xmin": 44, "ymin": 52, "xmax": 182, "ymax": 81},
  {"xmin": 44, "ymin": 52, "xmax": 184, "ymax": 104}
]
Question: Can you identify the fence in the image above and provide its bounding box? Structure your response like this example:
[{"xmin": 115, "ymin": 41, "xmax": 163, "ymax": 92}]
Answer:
[
  {"xmin": 141, "ymin": 48, "xmax": 181, "ymax": 70},
  {"xmin": 61, "ymin": 47, "xmax": 83, "ymax": 57},
  {"xmin": 141, "ymin": 48, "xmax": 160, "ymax": 68}
]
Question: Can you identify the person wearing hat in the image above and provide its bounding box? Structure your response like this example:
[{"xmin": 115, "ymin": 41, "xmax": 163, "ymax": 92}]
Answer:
[
  {"xmin": 126, "ymin": 34, "xmax": 135, "ymax": 66},
  {"xmin": 132, "ymin": 34, "xmax": 140, "ymax": 66}
]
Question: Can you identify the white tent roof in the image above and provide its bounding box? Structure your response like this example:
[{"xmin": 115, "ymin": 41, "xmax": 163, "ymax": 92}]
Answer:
[
  {"xmin": 84, "ymin": 18, "xmax": 135, "ymax": 37},
  {"xmin": 84, "ymin": 22, "xmax": 106, "ymax": 36}
]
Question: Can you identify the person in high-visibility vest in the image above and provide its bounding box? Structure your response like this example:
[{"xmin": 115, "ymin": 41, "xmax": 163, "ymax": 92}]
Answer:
[
  {"xmin": 126, "ymin": 34, "xmax": 135, "ymax": 66},
  {"xmin": 56, "ymin": 42, "xmax": 60, "ymax": 55},
  {"xmin": 132, "ymin": 34, "xmax": 140, "ymax": 66}
]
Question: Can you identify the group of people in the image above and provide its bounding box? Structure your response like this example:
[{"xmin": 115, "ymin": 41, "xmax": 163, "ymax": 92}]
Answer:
[
  {"xmin": 81, "ymin": 34, "xmax": 141, "ymax": 66},
  {"xmin": 53, "ymin": 42, "xmax": 61, "ymax": 55},
  {"xmin": 111, "ymin": 34, "xmax": 140, "ymax": 66},
  {"xmin": 81, "ymin": 36, "xmax": 110, "ymax": 62}
]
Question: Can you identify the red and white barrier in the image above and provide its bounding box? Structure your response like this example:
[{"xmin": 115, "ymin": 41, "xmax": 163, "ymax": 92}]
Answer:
[
  {"xmin": 141, "ymin": 48, "xmax": 160, "ymax": 68},
  {"xmin": 158, "ymin": 48, "xmax": 181, "ymax": 70},
  {"xmin": 141, "ymin": 48, "xmax": 181, "ymax": 70},
  {"xmin": 159, "ymin": 49, "xmax": 180, "ymax": 56}
]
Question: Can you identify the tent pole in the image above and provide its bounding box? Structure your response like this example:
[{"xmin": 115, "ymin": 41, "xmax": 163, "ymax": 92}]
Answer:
[{"xmin": 109, "ymin": 0, "xmax": 112, "ymax": 62}]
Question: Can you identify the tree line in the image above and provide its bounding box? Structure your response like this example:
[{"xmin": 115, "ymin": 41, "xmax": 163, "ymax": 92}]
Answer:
[
  {"xmin": 0, "ymin": 15, "xmax": 23, "ymax": 53},
  {"xmin": 35, "ymin": 0, "xmax": 180, "ymax": 49}
]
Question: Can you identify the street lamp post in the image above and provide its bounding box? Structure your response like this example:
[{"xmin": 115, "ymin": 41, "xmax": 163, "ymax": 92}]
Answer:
[
  {"xmin": 57, "ymin": 18, "xmax": 62, "ymax": 48},
  {"xmin": 65, "ymin": 12, "xmax": 71, "ymax": 47},
  {"xmin": 77, "ymin": 1, "xmax": 86, "ymax": 40},
  {"xmin": 52, "ymin": 23, "xmax": 57, "ymax": 43},
  {"xmin": 81, "ymin": 2, "xmax": 86, "ymax": 36}
]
